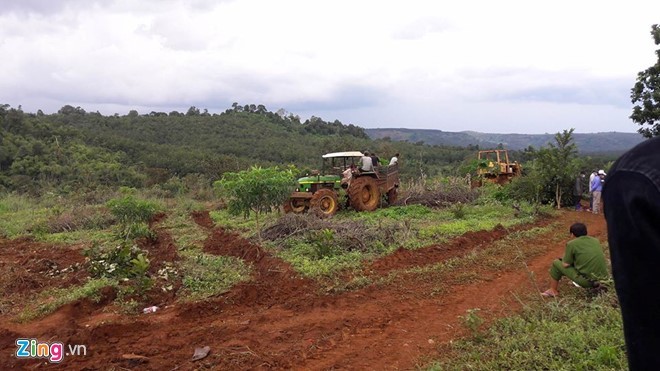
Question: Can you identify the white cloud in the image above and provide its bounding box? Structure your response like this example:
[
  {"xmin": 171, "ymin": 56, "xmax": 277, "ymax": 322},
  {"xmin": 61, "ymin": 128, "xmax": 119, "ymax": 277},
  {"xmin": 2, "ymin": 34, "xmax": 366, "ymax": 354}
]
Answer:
[{"xmin": 0, "ymin": 0, "xmax": 658, "ymax": 133}]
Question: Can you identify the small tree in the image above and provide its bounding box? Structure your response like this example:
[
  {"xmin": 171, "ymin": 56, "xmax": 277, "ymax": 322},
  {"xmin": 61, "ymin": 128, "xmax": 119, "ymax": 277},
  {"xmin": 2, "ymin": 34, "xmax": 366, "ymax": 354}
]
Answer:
[
  {"xmin": 214, "ymin": 166, "xmax": 296, "ymax": 235},
  {"xmin": 536, "ymin": 129, "xmax": 581, "ymax": 208},
  {"xmin": 630, "ymin": 24, "xmax": 660, "ymax": 138}
]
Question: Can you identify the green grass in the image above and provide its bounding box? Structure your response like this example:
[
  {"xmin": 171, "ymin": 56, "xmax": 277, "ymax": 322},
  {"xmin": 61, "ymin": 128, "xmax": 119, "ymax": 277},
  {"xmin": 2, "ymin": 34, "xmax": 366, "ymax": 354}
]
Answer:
[
  {"xmin": 19, "ymin": 278, "xmax": 117, "ymax": 321},
  {"xmin": 426, "ymin": 289, "xmax": 626, "ymax": 370},
  {"xmin": 405, "ymin": 224, "xmax": 555, "ymax": 295},
  {"xmin": 209, "ymin": 209, "xmax": 283, "ymax": 235},
  {"xmin": 178, "ymin": 250, "xmax": 251, "ymax": 301},
  {"xmin": 161, "ymin": 206, "xmax": 207, "ymax": 251},
  {"xmin": 265, "ymin": 201, "xmax": 549, "ymax": 279},
  {"xmin": 0, "ymin": 194, "xmax": 52, "ymax": 238},
  {"xmin": 34, "ymin": 229, "xmax": 115, "ymax": 244},
  {"xmin": 276, "ymin": 240, "xmax": 367, "ymax": 277}
]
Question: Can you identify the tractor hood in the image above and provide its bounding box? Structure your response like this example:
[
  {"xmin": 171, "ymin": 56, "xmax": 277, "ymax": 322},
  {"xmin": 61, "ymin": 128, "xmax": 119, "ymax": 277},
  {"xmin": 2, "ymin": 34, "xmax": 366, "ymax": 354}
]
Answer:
[
  {"xmin": 296, "ymin": 174, "xmax": 341, "ymax": 192},
  {"xmin": 297, "ymin": 174, "xmax": 341, "ymax": 184}
]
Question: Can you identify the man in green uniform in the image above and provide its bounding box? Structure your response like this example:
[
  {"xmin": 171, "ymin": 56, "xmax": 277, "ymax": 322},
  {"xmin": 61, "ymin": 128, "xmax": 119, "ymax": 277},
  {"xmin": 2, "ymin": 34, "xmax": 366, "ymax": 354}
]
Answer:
[{"xmin": 541, "ymin": 222, "xmax": 608, "ymax": 297}]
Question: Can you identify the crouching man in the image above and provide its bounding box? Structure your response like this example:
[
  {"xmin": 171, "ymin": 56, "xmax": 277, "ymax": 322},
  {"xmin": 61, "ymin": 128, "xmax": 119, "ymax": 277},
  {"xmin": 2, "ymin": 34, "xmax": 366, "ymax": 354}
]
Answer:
[{"xmin": 541, "ymin": 222, "xmax": 608, "ymax": 297}]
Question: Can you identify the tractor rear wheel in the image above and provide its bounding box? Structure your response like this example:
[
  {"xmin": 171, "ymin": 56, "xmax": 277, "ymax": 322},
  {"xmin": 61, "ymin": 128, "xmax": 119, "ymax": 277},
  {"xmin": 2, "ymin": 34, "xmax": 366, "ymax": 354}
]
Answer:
[
  {"xmin": 349, "ymin": 177, "xmax": 380, "ymax": 211},
  {"xmin": 310, "ymin": 189, "xmax": 339, "ymax": 218},
  {"xmin": 283, "ymin": 198, "xmax": 307, "ymax": 214},
  {"xmin": 386, "ymin": 188, "xmax": 398, "ymax": 205}
]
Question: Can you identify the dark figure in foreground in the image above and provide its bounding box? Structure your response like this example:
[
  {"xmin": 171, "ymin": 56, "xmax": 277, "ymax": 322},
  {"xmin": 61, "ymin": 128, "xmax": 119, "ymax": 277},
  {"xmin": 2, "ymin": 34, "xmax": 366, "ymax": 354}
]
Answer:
[
  {"xmin": 541, "ymin": 222, "xmax": 608, "ymax": 298},
  {"xmin": 603, "ymin": 136, "xmax": 660, "ymax": 370}
]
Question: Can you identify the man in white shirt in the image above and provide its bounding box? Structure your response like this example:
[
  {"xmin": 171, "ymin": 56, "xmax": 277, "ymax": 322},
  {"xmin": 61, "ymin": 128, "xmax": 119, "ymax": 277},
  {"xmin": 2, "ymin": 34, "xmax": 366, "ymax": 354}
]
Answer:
[
  {"xmin": 359, "ymin": 151, "xmax": 374, "ymax": 172},
  {"xmin": 389, "ymin": 153, "xmax": 399, "ymax": 166}
]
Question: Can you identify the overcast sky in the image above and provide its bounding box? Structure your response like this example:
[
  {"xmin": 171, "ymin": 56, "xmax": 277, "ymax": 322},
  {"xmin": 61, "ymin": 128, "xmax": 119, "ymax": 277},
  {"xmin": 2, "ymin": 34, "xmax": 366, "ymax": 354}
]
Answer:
[{"xmin": 1, "ymin": 0, "xmax": 658, "ymax": 134}]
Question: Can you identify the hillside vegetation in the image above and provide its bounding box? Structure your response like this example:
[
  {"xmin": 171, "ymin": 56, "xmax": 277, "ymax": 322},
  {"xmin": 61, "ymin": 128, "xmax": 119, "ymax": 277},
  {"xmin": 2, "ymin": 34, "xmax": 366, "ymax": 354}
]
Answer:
[{"xmin": 1, "ymin": 104, "xmax": 477, "ymax": 195}]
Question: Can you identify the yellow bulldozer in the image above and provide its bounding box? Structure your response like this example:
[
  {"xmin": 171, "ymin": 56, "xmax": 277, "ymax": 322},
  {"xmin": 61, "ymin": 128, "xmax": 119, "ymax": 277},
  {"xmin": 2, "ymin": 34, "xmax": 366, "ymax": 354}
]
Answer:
[{"xmin": 472, "ymin": 149, "xmax": 522, "ymax": 187}]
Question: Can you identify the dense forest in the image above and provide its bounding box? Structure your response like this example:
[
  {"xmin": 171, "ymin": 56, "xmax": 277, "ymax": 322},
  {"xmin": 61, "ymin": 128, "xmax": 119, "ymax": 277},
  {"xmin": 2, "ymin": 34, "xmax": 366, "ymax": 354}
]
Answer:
[{"xmin": 0, "ymin": 103, "xmax": 482, "ymax": 195}]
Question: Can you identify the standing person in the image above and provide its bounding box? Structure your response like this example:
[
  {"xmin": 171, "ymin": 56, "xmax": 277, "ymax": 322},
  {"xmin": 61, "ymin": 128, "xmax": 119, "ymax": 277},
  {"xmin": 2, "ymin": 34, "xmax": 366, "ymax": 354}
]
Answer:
[
  {"xmin": 589, "ymin": 170, "xmax": 598, "ymax": 210},
  {"xmin": 590, "ymin": 170, "xmax": 605, "ymax": 214},
  {"xmin": 603, "ymin": 136, "xmax": 660, "ymax": 370},
  {"xmin": 573, "ymin": 171, "xmax": 586, "ymax": 210},
  {"xmin": 359, "ymin": 151, "xmax": 374, "ymax": 172},
  {"xmin": 370, "ymin": 152, "xmax": 381, "ymax": 167},
  {"xmin": 389, "ymin": 153, "xmax": 399, "ymax": 165},
  {"xmin": 540, "ymin": 222, "xmax": 608, "ymax": 298}
]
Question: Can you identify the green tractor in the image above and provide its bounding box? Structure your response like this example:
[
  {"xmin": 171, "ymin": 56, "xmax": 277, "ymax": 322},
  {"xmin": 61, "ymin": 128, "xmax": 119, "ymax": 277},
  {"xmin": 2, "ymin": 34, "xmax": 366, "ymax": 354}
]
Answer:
[{"xmin": 284, "ymin": 151, "xmax": 400, "ymax": 218}]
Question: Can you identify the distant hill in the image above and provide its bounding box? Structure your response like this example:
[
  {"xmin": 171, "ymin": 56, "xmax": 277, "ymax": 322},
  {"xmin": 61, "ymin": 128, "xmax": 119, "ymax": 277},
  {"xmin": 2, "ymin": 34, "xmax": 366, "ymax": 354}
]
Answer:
[{"xmin": 365, "ymin": 128, "xmax": 645, "ymax": 154}]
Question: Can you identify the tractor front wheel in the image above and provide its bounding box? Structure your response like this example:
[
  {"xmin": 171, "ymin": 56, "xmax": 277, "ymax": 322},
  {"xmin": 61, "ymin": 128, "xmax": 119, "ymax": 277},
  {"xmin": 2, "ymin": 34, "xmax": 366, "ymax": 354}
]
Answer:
[
  {"xmin": 349, "ymin": 177, "xmax": 380, "ymax": 211},
  {"xmin": 283, "ymin": 198, "xmax": 307, "ymax": 214},
  {"xmin": 310, "ymin": 189, "xmax": 339, "ymax": 218}
]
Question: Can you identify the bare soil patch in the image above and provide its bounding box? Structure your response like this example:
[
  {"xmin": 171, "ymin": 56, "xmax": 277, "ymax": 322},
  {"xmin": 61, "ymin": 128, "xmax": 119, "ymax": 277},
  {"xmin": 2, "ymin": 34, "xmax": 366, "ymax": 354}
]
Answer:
[{"xmin": 0, "ymin": 210, "xmax": 607, "ymax": 370}]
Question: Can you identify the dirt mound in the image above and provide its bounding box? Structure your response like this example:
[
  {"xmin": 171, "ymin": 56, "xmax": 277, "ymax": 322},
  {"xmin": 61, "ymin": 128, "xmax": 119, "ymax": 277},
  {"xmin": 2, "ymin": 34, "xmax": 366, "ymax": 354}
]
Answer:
[
  {"xmin": 191, "ymin": 210, "xmax": 215, "ymax": 229},
  {"xmin": 139, "ymin": 228, "xmax": 180, "ymax": 270},
  {"xmin": 366, "ymin": 222, "xmax": 543, "ymax": 275},
  {"xmin": 198, "ymin": 227, "xmax": 316, "ymax": 310}
]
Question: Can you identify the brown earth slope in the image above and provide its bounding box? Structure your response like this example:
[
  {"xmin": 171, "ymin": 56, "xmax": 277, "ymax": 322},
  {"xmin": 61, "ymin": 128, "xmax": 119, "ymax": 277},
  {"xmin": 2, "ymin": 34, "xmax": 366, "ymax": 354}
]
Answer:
[{"xmin": 0, "ymin": 210, "xmax": 607, "ymax": 370}]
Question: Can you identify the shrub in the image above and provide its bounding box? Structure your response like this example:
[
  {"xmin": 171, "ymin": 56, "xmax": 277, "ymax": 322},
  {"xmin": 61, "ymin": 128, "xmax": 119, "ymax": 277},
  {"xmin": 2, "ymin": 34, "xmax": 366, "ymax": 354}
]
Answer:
[
  {"xmin": 450, "ymin": 202, "xmax": 466, "ymax": 219},
  {"xmin": 83, "ymin": 242, "xmax": 153, "ymax": 294},
  {"xmin": 106, "ymin": 195, "xmax": 158, "ymax": 224},
  {"xmin": 106, "ymin": 195, "xmax": 159, "ymax": 241}
]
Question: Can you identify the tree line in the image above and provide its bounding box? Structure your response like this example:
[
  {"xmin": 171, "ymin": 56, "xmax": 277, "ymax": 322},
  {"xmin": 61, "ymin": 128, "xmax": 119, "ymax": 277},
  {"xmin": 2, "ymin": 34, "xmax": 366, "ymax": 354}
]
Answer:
[{"xmin": 0, "ymin": 103, "xmax": 481, "ymax": 195}]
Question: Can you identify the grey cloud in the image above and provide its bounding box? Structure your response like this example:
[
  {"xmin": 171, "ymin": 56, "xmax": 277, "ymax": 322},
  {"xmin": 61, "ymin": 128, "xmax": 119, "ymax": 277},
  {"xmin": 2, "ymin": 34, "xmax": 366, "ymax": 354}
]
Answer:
[
  {"xmin": 494, "ymin": 78, "xmax": 631, "ymax": 108},
  {"xmin": 284, "ymin": 84, "xmax": 387, "ymax": 112},
  {"xmin": 0, "ymin": 0, "xmax": 101, "ymax": 15}
]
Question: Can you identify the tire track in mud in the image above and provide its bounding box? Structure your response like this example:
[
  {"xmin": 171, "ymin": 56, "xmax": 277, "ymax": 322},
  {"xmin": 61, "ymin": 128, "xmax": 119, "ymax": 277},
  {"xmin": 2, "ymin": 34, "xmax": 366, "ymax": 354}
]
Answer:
[{"xmin": 0, "ymin": 210, "xmax": 608, "ymax": 370}]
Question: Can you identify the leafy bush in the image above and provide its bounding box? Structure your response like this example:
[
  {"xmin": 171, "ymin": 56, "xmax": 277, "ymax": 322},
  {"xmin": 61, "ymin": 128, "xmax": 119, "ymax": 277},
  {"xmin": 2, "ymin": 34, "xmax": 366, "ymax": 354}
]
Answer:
[
  {"xmin": 106, "ymin": 195, "xmax": 158, "ymax": 224},
  {"xmin": 83, "ymin": 242, "xmax": 153, "ymax": 293},
  {"xmin": 311, "ymin": 229, "xmax": 338, "ymax": 259},
  {"xmin": 450, "ymin": 202, "xmax": 466, "ymax": 219},
  {"xmin": 214, "ymin": 165, "xmax": 296, "ymax": 220},
  {"xmin": 505, "ymin": 172, "xmax": 544, "ymax": 204},
  {"xmin": 106, "ymin": 195, "xmax": 159, "ymax": 240}
]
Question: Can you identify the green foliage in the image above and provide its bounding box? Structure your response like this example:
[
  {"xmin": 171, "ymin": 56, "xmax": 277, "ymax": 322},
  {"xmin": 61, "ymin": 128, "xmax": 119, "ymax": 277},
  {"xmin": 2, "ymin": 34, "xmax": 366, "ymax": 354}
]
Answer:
[
  {"xmin": 450, "ymin": 202, "xmax": 466, "ymax": 219},
  {"xmin": 161, "ymin": 207, "xmax": 207, "ymax": 251},
  {"xmin": 630, "ymin": 24, "xmax": 660, "ymax": 138},
  {"xmin": 428, "ymin": 291, "xmax": 626, "ymax": 370},
  {"xmin": 311, "ymin": 228, "xmax": 338, "ymax": 259},
  {"xmin": 179, "ymin": 251, "xmax": 251, "ymax": 300},
  {"xmin": 503, "ymin": 168, "xmax": 544, "ymax": 204},
  {"xmin": 214, "ymin": 166, "xmax": 296, "ymax": 225},
  {"xmin": 83, "ymin": 242, "xmax": 153, "ymax": 294},
  {"xmin": 0, "ymin": 194, "xmax": 50, "ymax": 238},
  {"xmin": 106, "ymin": 195, "xmax": 159, "ymax": 240},
  {"xmin": 360, "ymin": 204, "xmax": 433, "ymax": 221},
  {"xmin": 277, "ymin": 240, "xmax": 365, "ymax": 277},
  {"xmin": 19, "ymin": 278, "xmax": 116, "ymax": 321},
  {"xmin": 460, "ymin": 308, "xmax": 485, "ymax": 340},
  {"xmin": 106, "ymin": 194, "xmax": 158, "ymax": 224},
  {"xmin": 532, "ymin": 129, "xmax": 582, "ymax": 207}
]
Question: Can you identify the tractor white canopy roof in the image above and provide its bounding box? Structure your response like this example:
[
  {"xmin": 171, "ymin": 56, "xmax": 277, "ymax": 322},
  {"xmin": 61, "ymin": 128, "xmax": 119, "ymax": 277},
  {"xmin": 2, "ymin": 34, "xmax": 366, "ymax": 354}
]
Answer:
[{"xmin": 322, "ymin": 151, "xmax": 364, "ymax": 158}]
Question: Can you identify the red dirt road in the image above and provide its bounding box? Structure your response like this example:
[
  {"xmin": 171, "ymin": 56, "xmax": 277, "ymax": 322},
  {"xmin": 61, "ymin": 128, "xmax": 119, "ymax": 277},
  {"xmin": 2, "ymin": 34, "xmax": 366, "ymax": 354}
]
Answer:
[{"xmin": 0, "ymin": 210, "xmax": 608, "ymax": 370}]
